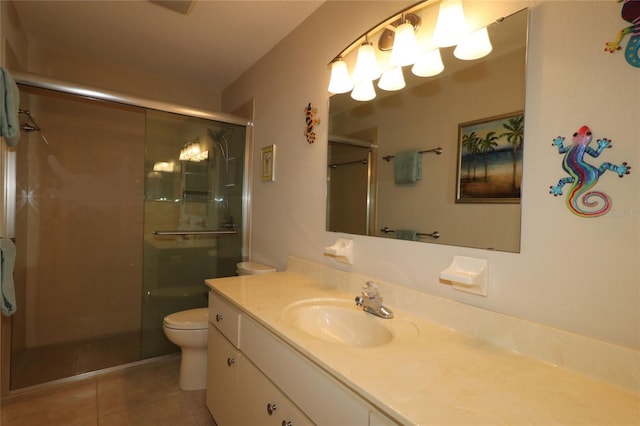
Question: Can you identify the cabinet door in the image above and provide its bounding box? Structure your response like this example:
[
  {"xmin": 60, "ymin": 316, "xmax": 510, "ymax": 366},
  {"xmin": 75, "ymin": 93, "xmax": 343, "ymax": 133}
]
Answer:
[
  {"xmin": 206, "ymin": 326, "xmax": 241, "ymax": 425},
  {"xmin": 239, "ymin": 357, "xmax": 314, "ymax": 426}
]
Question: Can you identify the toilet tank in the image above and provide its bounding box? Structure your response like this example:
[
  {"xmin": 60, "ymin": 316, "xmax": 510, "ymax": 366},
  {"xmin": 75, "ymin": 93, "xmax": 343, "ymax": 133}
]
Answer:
[{"xmin": 236, "ymin": 261, "xmax": 276, "ymax": 275}]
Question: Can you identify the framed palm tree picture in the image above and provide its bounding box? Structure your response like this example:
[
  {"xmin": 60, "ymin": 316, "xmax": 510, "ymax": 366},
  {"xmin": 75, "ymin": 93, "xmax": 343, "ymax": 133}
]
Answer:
[{"xmin": 455, "ymin": 112, "xmax": 524, "ymax": 203}]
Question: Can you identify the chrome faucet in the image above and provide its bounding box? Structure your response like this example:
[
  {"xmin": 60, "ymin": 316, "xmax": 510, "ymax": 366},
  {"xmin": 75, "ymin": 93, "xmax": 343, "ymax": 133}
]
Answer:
[{"xmin": 355, "ymin": 281, "xmax": 394, "ymax": 319}]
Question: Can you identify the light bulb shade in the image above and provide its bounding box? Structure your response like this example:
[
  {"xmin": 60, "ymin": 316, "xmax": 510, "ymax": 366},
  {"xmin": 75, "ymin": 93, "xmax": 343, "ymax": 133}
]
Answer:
[
  {"xmin": 412, "ymin": 49, "xmax": 445, "ymax": 77},
  {"xmin": 378, "ymin": 67, "xmax": 406, "ymax": 91},
  {"xmin": 454, "ymin": 27, "xmax": 493, "ymax": 60},
  {"xmin": 432, "ymin": 0, "xmax": 469, "ymax": 48},
  {"xmin": 390, "ymin": 22, "xmax": 419, "ymax": 67},
  {"xmin": 352, "ymin": 42, "xmax": 381, "ymax": 84},
  {"xmin": 351, "ymin": 80, "xmax": 376, "ymax": 101},
  {"xmin": 328, "ymin": 60, "xmax": 353, "ymax": 94}
]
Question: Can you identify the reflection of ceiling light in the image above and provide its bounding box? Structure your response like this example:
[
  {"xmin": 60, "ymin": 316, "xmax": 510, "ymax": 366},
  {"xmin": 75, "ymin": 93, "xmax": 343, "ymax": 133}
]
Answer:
[
  {"xmin": 179, "ymin": 139, "xmax": 209, "ymax": 162},
  {"xmin": 378, "ymin": 67, "xmax": 406, "ymax": 91},
  {"xmin": 454, "ymin": 27, "xmax": 493, "ymax": 60},
  {"xmin": 432, "ymin": 0, "xmax": 469, "ymax": 48},
  {"xmin": 412, "ymin": 48, "xmax": 445, "ymax": 77},
  {"xmin": 390, "ymin": 20, "xmax": 419, "ymax": 67},
  {"xmin": 351, "ymin": 80, "xmax": 376, "ymax": 101},
  {"xmin": 328, "ymin": 59, "xmax": 353, "ymax": 94},
  {"xmin": 352, "ymin": 41, "xmax": 381, "ymax": 84},
  {"xmin": 153, "ymin": 161, "xmax": 175, "ymax": 172}
]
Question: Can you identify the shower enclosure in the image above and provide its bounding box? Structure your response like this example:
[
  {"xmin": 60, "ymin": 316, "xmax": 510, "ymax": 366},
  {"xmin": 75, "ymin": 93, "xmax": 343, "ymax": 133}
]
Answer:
[
  {"xmin": 1, "ymin": 74, "xmax": 250, "ymax": 392},
  {"xmin": 327, "ymin": 139, "xmax": 376, "ymax": 236}
]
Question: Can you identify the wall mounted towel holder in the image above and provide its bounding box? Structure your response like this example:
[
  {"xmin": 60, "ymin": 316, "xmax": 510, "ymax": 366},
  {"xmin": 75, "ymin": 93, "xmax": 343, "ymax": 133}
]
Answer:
[
  {"xmin": 382, "ymin": 147, "xmax": 443, "ymax": 162},
  {"xmin": 380, "ymin": 226, "xmax": 440, "ymax": 239}
]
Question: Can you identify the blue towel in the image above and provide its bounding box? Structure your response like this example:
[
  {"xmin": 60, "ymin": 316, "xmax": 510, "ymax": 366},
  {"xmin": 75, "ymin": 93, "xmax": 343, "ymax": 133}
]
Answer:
[
  {"xmin": 393, "ymin": 150, "xmax": 421, "ymax": 184},
  {"xmin": 0, "ymin": 238, "xmax": 16, "ymax": 315},
  {"xmin": 395, "ymin": 230, "xmax": 419, "ymax": 241},
  {"xmin": 0, "ymin": 67, "xmax": 20, "ymax": 146}
]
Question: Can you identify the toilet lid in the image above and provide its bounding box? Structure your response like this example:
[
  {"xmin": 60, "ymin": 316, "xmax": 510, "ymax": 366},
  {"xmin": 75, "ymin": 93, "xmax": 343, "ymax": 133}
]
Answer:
[
  {"xmin": 236, "ymin": 261, "xmax": 276, "ymax": 274},
  {"xmin": 163, "ymin": 308, "xmax": 208, "ymax": 330}
]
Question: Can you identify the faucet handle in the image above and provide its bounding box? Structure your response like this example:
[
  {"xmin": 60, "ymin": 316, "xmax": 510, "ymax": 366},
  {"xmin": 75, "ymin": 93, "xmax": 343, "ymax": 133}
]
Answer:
[{"xmin": 362, "ymin": 281, "xmax": 380, "ymax": 299}]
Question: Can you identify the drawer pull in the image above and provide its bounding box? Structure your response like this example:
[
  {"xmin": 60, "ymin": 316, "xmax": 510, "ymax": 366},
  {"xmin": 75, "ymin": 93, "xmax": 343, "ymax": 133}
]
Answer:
[
  {"xmin": 266, "ymin": 403, "xmax": 277, "ymax": 415},
  {"xmin": 227, "ymin": 357, "xmax": 235, "ymax": 366},
  {"xmin": 282, "ymin": 421, "xmax": 292, "ymax": 426},
  {"xmin": 216, "ymin": 313, "xmax": 224, "ymax": 322}
]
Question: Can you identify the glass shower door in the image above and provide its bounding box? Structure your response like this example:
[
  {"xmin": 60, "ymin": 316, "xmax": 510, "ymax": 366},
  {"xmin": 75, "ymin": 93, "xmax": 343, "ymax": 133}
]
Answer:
[{"xmin": 141, "ymin": 110, "xmax": 245, "ymax": 358}]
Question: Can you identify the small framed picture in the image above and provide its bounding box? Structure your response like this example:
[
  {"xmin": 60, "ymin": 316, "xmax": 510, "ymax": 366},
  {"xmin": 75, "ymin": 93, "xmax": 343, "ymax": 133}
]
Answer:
[{"xmin": 260, "ymin": 145, "xmax": 276, "ymax": 182}]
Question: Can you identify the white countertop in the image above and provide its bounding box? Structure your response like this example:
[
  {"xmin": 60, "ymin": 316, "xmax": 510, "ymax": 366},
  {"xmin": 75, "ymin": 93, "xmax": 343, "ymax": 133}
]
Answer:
[{"xmin": 206, "ymin": 271, "xmax": 639, "ymax": 425}]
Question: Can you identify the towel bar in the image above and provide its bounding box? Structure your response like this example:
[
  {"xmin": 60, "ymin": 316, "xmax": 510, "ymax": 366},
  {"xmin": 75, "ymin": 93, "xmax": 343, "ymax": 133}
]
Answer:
[
  {"xmin": 152, "ymin": 230, "xmax": 236, "ymax": 236},
  {"xmin": 380, "ymin": 226, "xmax": 440, "ymax": 239},
  {"xmin": 328, "ymin": 158, "xmax": 368, "ymax": 168},
  {"xmin": 383, "ymin": 147, "xmax": 443, "ymax": 162}
]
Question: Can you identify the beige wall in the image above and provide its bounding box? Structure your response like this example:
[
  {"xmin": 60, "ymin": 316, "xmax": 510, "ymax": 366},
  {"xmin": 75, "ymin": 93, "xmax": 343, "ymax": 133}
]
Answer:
[
  {"xmin": 25, "ymin": 45, "xmax": 222, "ymax": 112},
  {"xmin": 1, "ymin": 0, "xmax": 222, "ymax": 113},
  {"xmin": 223, "ymin": 1, "xmax": 640, "ymax": 350}
]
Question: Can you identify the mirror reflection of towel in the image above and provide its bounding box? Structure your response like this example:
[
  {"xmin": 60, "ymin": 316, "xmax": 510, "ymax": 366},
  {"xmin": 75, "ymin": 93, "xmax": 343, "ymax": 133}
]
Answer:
[
  {"xmin": 394, "ymin": 150, "xmax": 421, "ymax": 184},
  {"xmin": 395, "ymin": 230, "xmax": 419, "ymax": 241},
  {"xmin": 0, "ymin": 238, "xmax": 17, "ymax": 316}
]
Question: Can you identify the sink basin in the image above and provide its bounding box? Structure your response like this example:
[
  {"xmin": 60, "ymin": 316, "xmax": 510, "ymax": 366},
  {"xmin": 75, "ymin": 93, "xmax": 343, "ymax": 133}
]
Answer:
[{"xmin": 282, "ymin": 298, "xmax": 393, "ymax": 347}]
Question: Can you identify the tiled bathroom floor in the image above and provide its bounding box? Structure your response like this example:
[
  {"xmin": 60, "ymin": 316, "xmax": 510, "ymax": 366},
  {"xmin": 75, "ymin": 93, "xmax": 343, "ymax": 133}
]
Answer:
[
  {"xmin": 1, "ymin": 356, "xmax": 217, "ymax": 426},
  {"xmin": 10, "ymin": 332, "xmax": 143, "ymax": 390}
]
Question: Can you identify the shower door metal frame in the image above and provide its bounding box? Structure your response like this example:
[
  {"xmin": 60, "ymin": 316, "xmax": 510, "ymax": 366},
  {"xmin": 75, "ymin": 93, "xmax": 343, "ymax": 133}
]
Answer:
[
  {"xmin": 327, "ymin": 135, "xmax": 378, "ymax": 236},
  {"xmin": 0, "ymin": 70, "xmax": 254, "ymax": 396}
]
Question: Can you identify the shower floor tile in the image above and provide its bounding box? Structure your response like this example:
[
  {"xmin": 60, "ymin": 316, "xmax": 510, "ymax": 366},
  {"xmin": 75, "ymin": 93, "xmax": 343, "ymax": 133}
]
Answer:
[{"xmin": 10, "ymin": 331, "xmax": 144, "ymax": 390}]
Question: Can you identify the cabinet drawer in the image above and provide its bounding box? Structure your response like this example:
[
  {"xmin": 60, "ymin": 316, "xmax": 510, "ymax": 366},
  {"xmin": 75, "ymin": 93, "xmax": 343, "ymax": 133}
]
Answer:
[
  {"xmin": 209, "ymin": 291, "xmax": 241, "ymax": 348},
  {"xmin": 241, "ymin": 315, "xmax": 395, "ymax": 425}
]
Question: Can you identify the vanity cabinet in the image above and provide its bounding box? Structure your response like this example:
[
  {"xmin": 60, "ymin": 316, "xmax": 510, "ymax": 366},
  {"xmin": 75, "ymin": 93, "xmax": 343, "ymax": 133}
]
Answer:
[
  {"xmin": 207, "ymin": 290, "xmax": 399, "ymax": 426},
  {"xmin": 207, "ymin": 291, "xmax": 313, "ymax": 426}
]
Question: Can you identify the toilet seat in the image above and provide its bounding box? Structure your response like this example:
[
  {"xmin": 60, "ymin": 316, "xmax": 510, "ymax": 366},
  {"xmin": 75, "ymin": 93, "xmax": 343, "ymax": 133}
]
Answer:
[
  {"xmin": 236, "ymin": 261, "xmax": 276, "ymax": 275},
  {"xmin": 163, "ymin": 308, "xmax": 208, "ymax": 330}
]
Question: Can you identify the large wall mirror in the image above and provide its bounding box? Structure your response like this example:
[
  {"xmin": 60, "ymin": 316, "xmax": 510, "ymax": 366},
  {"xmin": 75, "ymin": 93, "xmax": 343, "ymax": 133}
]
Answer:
[{"xmin": 327, "ymin": 6, "xmax": 528, "ymax": 252}]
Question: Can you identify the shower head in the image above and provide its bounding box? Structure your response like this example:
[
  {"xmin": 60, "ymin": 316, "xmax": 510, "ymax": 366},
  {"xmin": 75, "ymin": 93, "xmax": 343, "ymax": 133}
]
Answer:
[{"xmin": 207, "ymin": 128, "xmax": 229, "ymax": 160}]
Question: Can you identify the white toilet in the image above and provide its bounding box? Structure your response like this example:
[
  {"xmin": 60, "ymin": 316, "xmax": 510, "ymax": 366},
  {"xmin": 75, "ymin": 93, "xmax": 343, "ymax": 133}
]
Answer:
[
  {"xmin": 163, "ymin": 307, "xmax": 209, "ymax": 391},
  {"xmin": 163, "ymin": 262, "xmax": 275, "ymax": 391},
  {"xmin": 236, "ymin": 261, "xmax": 276, "ymax": 275}
]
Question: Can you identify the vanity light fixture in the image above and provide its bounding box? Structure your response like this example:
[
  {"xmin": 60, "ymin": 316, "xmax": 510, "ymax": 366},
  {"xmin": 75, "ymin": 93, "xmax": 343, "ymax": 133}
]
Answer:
[
  {"xmin": 454, "ymin": 26, "xmax": 493, "ymax": 60},
  {"xmin": 389, "ymin": 15, "xmax": 420, "ymax": 67},
  {"xmin": 327, "ymin": 0, "xmax": 494, "ymax": 101},
  {"xmin": 412, "ymin": 48, "xmax": 445, "ymax": 77},
  {"xmin": 432, "ymin": 0, "xmax": 470, "ymax": 48},
  {"xmin": 378, "ymin": 67, "xmax": 406, "ymax": 91},
  {"xmin": 351, "ymin": 80, "xmax": 376, "ymax": 101},
  {"xmin": 328, "ymin": 58, "xmax": 353, "ymax": 94},
  {"xmin": 352, "ymin": 37, "xmax": 381, "ymax": 84}
]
